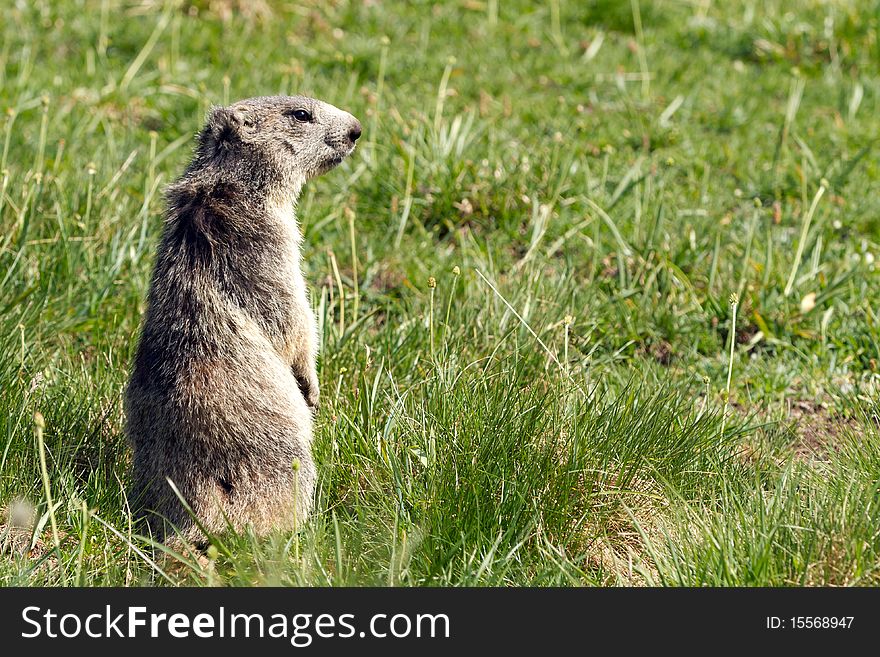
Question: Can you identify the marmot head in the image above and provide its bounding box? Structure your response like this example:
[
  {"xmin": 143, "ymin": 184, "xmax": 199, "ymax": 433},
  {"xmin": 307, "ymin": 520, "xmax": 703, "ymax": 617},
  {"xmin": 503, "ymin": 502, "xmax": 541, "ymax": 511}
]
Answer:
[{"xmin": 195, "ymin": 95, "xmax": 362, "ymax": 194}]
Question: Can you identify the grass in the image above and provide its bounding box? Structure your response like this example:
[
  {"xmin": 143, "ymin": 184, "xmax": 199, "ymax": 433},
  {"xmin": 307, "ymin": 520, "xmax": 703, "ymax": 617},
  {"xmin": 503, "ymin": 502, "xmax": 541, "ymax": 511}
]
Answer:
[{"xmin": 1, "ymin": 0, "xmax": 879, "ymax": 586}]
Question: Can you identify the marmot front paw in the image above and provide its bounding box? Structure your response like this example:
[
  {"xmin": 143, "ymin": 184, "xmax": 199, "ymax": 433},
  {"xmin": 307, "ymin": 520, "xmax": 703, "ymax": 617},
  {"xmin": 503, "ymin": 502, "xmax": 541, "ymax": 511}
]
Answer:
[{"xmin": 294, "ymin": 368, "xmax": 320, "ymax": 410}]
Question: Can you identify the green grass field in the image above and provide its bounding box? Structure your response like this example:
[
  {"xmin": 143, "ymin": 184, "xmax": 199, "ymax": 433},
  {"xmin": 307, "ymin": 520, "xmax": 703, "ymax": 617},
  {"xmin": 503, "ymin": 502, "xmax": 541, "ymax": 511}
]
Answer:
[{"xmin": 1, "ymin": 0, "xmax": 879, "ymax": 586}]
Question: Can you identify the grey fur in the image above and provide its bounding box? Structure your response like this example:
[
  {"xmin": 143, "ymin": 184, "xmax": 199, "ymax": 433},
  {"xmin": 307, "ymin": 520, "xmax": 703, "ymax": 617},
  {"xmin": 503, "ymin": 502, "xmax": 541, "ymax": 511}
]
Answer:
[{"xmin": 125, "ymin": 95, "xmax": 361, "ymax": 545}]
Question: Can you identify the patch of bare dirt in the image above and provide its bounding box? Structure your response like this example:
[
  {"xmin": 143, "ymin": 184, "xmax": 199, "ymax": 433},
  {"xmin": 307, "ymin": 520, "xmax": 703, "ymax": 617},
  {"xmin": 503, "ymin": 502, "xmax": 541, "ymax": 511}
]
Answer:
[
  {"xmin": 637, "ymin": 339, "xmax": 674, "ymax": 365},
  {"xmin": 729, "ymin": 398, "xmax": 861, "ymax": 466},
  {"xmin": 786, "ymin": 400, "xmax": 858, "ymax": 460},
  {"xmin": 0, "ymin": 523, "xmax": 37, "ymax": 558},
  {"xmin": 368, "ymin": 265, "xmax": 405, "ymax": 294}
]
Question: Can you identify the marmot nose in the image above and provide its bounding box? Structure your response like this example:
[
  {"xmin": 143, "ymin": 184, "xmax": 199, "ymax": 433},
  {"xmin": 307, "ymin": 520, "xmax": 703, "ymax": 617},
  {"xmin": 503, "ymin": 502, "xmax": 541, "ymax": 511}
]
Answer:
[{"xmin": 348, "ymin": 120, "xmax": 362, "ymax": 143}]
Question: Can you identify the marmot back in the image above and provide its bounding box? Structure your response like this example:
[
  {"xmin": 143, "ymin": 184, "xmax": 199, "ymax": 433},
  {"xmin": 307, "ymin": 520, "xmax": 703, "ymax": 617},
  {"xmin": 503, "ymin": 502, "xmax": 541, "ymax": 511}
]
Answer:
[{"xmin": 125, "ymin": 95, "xmax": 361, "ymax": 545}]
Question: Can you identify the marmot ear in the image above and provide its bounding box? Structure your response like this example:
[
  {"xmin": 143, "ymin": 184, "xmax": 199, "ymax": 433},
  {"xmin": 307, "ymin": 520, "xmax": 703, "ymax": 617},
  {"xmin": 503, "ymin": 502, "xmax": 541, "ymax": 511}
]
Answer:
[
  {"xmin": 227, "ymin": 107, "xmax": 257, "ymax": 138},
  {"xmin": 204, "ymin": 106, "xmax": 257, "ymax": 149}
]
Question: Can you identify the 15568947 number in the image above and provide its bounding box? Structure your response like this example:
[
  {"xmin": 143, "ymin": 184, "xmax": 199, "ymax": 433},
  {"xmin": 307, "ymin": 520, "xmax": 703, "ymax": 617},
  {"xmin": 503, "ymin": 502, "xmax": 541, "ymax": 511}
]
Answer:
[{"xmin": 790, "ymin": 617, "xmax": 854, "ymax": 629}]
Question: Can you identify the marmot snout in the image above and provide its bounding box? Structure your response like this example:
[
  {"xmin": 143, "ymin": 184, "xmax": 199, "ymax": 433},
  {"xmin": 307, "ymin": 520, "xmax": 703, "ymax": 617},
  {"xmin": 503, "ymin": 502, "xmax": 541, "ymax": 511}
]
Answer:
[{"xmin": 125, "ymin": 95, "xmax": 360, "ymax": 545}]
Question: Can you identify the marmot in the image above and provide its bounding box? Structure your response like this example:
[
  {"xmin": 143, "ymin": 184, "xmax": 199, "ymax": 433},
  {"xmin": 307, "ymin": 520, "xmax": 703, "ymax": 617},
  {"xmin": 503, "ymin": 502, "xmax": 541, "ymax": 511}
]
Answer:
[{"xmin": 125, "ymin": 95, "xmax": 361, "ymax": 545}]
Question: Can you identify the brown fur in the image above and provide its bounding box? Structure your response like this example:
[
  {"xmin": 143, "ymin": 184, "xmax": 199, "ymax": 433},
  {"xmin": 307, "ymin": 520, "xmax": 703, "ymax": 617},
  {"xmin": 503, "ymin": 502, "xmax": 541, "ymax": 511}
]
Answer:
[{"xmin": 125, "ymin": 95, "xmax": 361, "ymax": 545}]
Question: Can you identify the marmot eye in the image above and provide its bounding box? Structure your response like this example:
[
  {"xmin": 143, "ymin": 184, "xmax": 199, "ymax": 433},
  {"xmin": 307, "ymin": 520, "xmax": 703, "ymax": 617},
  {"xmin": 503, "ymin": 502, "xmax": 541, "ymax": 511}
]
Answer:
[{"xmin": 291, "ymin": 109, "xmax": 312, "ymax": 122}]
